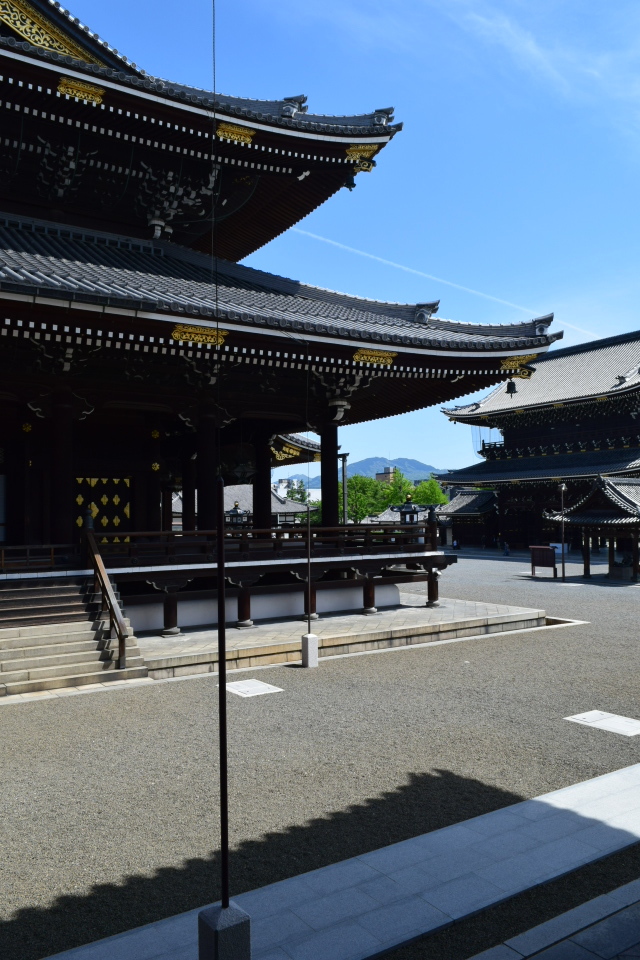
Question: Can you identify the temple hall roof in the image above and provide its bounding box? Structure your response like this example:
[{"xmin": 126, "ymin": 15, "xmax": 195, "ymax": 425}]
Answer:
[
  {"xmin": 444, "ymin": 330, "xmax": 640, "ymax": 424},
  {"xmin": 437, "ymin": 447, "xmax": 640, "ymax": 486},
  {"xmin": 0, "ymin": 5, "xmax": 401, "ymax": 138},
  {"xmin": 437, "ymin": 490, "xmax": 496, "ymax": 516},
  {"xmin": 544, "ymin": 477, "xmax": 640, "ymax": 527},
  {"xmin": 0, "ymin": 215, "xmax": 561, "ymax": 355}
]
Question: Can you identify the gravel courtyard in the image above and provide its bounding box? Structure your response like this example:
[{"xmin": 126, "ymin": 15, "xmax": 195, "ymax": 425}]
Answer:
[{"xmin": 3, "ymin": 554, "xmax": 640, "ymax": 960}]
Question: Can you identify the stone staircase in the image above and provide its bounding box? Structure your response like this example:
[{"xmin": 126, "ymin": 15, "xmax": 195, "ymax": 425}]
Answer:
[{"xmin": 0, "ymin": 576, "xmax": 147, "ymax": 696}]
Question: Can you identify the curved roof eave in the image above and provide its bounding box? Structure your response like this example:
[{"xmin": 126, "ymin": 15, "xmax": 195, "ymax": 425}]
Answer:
[{"xmin": 0, "ymin": 33, "xmax": 401, "ymax": 139}]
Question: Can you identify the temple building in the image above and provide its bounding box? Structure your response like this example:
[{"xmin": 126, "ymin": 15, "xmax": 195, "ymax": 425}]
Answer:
[
  {"xmin": 438, "ymin": 331, "xmax": 640, "ymax": 549},
  {"xmin": 0, "ymin": 1, "xmax": 561, "ymax": 690}
]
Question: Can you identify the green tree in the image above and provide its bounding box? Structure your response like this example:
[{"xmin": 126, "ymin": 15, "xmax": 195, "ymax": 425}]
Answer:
[
  {"xmin": 340, "ymin": 475, "xmax": 388, "ymax": 522},
  {"xmin": 380, "ymin": 469, "xmax": 414, "ymax": 509},
  {"xmin": 413, "ymin": 476, "xmax": 448, "ymax": 505},
  {"xmin": 286, "ymin": 479, "xmax": 308, "ymax": 503}
]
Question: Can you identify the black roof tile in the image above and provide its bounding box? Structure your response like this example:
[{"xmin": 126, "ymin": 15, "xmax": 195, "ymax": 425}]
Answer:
[
  {"xmin": 0, "ymin": 214, "xmax": 561, "ymax": 353},
  {"xmin": 445, "ymin": 329, "xmax": 640, "ymax": 421},
  {"xmin": 544, "ymin": 476, "xmax": 640, "ymax": 525},
  {"xmin": 437, "ymin": 448, "xmax": 640, "ymax": 485},
  {"xmin": 0, "ymin": 25, "xmax": 400, "ymax": 137}
]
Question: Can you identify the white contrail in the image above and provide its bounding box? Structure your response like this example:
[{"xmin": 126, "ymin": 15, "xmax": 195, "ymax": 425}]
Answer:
[{"xmin": 292, "ymin": 228, "xmax": 596, "ymax": 338}]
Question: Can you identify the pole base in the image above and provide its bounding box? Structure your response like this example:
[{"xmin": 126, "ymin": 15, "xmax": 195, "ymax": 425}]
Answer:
[
  {"xmin": 426, "ymin": 601, "xmax": 440, "ymax": 608},
  {"xmin": 301, "ymin": 633, "xmax": 319, "ymax": 668},
  {"xmin": 362, "ymin": 607, "xmax": 378, "ymax": 615},
  {"xmin": 301, "ymin": 612, "xmax": 319, "ymax": 621},
  {"xmin": 235, "ymin": 620, "xmax": 254, "ymax": 629},
  {"xmin": 161, "ymin": 626, "xmax": 183, "ymax": 637},
  {"xmin": 198, "ymin": 902, "xmax": 251, "ymax": 959}
]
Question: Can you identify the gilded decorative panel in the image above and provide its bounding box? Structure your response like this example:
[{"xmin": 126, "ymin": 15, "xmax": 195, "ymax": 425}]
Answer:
[
  {"xmin": 171, "ymin": 324, "xmax": 229, "ymax": 346},
  {"xmin": 353, "ymin": 348, "xmax": 397, "ymax": 366},
  {"xmin": 0, "ymin": 0, "xmax": 103, "ymax": 64},
  {"xmin": 58, "ymin": 77, "xmax": 105, "ymax": 105},
  {"xmin": 216, "ymin": 122, "xmax": 256, "ymax": 145},
  {"xmin": 500, "ymin": 354, "xmax": 538, "ymax": 379}
]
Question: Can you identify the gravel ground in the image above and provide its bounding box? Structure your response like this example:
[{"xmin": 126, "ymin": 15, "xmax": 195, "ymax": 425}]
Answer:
[{"xmin": 2, "ymin": 553, "xmax": 640, "ymax": 960}]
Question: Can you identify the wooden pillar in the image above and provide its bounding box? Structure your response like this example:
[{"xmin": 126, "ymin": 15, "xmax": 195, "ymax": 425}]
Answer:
[
  {"xmin": 147, "ymin": 470, "xmax": 162, "ymax": 531},
  {"xmin": 162, "ymin": 590, "xmax": 180, "ymax": 636},
  {"xmin": 253, "ymin": 437, "xmax": 272, "ymax": 530},
  {"xmin": 161, "ymin": 486, "xmax": 173, "ymax": 532},
  {"xmin": 633, "ymin": 531, "xmax": 639, "ymax": 583},
  {"xmin": 363, "ymin": 577, "xmax": 377, "ymax": 615},
  {"xmin": 236, "ymin": 583, "xmax": 253, "ymax": 628},
  {"xmin": 427, "ymin": 568, "xmax": 440, "ymax": 606},
  {"xmin": 608, "ymin": 535, "xmax": 615, "ymax": 575},
  {"xmin": 181, "ymin": 456, "xmax": 197, "ymax": 532},
  {"xmin": 428, "ymin": 506, "xmax": 438, "ymax": 550},
  {"xmin": 197, "ymin": 407, "xmax": 217, "ymax": 530},
  {"xmin": 304, "ymin": 580, "xmax": 318, "ymax": 620},
  {"xmin": 582, "ymin": 529, "xmax": 591, "ymax": 578},
  {"xmin": 50, "ymin": 394, "xmax": 74, "ymax": 544},
  {"xmin": 320, "ymin": 424, "xmax": 339, "ymax": 527}
]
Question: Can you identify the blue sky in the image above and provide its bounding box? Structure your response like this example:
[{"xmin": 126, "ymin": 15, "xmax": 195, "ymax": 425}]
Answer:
[{"xmin": 67, "ymin": 0, "xmax": 640, "ymax": 471}]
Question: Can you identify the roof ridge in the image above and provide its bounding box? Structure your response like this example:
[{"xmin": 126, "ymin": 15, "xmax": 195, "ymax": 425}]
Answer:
[
  {"xmin": 0, "ymin": 33, "xmax": 399, "ymax": 135},
  {"xmin": 534, "ymin": 329, "xmax": 640, "ymax": 362}
]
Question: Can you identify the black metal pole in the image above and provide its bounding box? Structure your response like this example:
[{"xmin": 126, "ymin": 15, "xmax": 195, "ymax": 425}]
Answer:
[
  {"xmin": 307, "ymin": 500, "xmax": 312, "ymax": 635},
  {"xmin": 561, "ymin": 489, "xmax": 566, "ymax": 582},
  {"xmin": 216, "ymin": 475, "xmax": 229, "ymax": 909}
]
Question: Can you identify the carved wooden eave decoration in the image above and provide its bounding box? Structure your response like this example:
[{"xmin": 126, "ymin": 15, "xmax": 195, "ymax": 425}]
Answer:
[
  {"xmin": 0, "ymin": 0, "xmax": 103, "ymax": 64},
  {"xmin": 353, "ymin": 348, "xmax": 397, "ymax": 366},
  {"xmin": 57, "ymin": 76, "xmax": 105, "ymax": 105},
  {"xmin": 171, "ymin": 324, "xmax": 229, "ymax": 346},
  {"xmin": 500, "ymin": 354, "xmax": 538, "ymax": 379},
  {"xmin": 345, "ymin": 142, "xmax": 379, "ymax": 173},
  {"xmin": 216, "ymin": 122, "xmax": 257, "ymax": 145}
]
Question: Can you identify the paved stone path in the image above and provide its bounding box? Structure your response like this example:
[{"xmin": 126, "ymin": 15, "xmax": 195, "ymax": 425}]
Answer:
[
  {"xmin": 471, "ymin": 878, "xmax": 640, "ymax": 958},
  {"xmin": 44, "ymin": 763, "xmax": 640, "ymax": 960},
  {"xmin": 137, "ymin": 593, "xmax": 543, "ymax": 663}
]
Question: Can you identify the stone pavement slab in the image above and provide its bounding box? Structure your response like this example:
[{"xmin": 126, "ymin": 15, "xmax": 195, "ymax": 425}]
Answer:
[
  {"xmin": 137, "ymin": 594, "xmax": 548, "ymax": 677},
  {"xmin": 466, "ymin": 879, "xmax": 640, "ymax": 959},
  {"xmin": 44, "ymin": 763, "xmax": 640, "ymax": 960}
]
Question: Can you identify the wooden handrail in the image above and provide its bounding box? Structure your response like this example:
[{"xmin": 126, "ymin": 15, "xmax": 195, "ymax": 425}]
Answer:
[{"xmin": 86, "ymin": 530, "xmax": 128, "ymax": 669}]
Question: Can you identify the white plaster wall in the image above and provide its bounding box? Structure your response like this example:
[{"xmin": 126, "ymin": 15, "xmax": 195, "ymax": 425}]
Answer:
[
  {"xmin": 316, "ymin": 584, "xmax": 399, "ymax": 613},
  {"xmin": 127, "ymin": 583, "xmax": 400, "ymax": 633}
]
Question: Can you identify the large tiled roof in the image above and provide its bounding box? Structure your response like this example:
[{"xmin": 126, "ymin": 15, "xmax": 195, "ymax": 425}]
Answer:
[
  {"xmin": 544, "ymin": 477, "xmax": 640, "ymax": 526},
  {"xmin": 437, "ymin": 491, "xmax": 496, "ymax": 516},
  {"xmin": 445, "ymin": 330, "xmax": 640, "ymax": 422},
  {"xmin": 437, "ymin": 448, "xmax": 640, "ymax": 485},
  {"xmin": 172, "ymin": 484, "xmax": 311, "ymax": 517},
  {"xmin": 0, "ymin": 17, "xmax": 400, "ymax": 138},
  {"xmin": 0, "ymin": 215, "xmax": 561, "ymax": 353}
]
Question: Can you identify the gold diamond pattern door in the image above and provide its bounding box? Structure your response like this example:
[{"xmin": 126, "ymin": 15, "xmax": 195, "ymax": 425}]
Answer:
[{"xmin": 75, "ymin": 477, "xmax": 132, "ymax": 540}]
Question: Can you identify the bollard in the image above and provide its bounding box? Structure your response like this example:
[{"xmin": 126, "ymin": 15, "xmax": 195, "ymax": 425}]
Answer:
[
  {"xmin": 199, "ymin": 902, "xmax": 251, "ymax": 959},
  {"xmin": 301, "ymin": 633, "xmax": 319, "ymax": 668}
]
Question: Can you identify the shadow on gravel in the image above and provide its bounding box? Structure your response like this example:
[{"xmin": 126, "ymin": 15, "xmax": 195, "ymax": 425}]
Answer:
[{"xmin": 2, "ymin": 769, "xmax": 525, "ymax": 960}]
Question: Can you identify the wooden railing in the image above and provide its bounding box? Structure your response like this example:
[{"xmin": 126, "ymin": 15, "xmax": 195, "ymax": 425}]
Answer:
[
  {"xmin": 93, "ymin": 524, "xmax": 437, "ymax": 567},
  {"xmin": 0, "ymin": 543, "xmax": 80, "ymax": 573},
  {"xmin": 86, "ymin": 530, "xmax": 128, "ymax": 669}
]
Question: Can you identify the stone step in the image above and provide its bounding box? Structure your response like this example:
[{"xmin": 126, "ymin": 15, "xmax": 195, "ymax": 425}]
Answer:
[
  {"xmin": 0, "ymin": 597, "xmax": 95, "ymax": 616},
  {"xmin": 0, "ymin": 617, "xmax": 131, "ymax": 642},
  {"xmin": 0, "ymin": 638, "xmax": 100, "ymax": 661},
  {"xmin": 1, "ymin": 648, "xmax": 114, "ymax": 674},
  {"xmin": 0, "ymin": 585, "xmax": 89, "ymax": 601},
  {"xmin": 0, "ymin": 653, "xmax": 146, "ymax": 685},
  {"xmin": 0, "ymin": 629, "xmax": 136, "ymax": 651},
  {"xmin": 0, "ymin": 609, "xmax": 96, "ymax": 630},
  {"xmin": 0, "ymin": 665, "xmax": 149, "ymax": 696}
]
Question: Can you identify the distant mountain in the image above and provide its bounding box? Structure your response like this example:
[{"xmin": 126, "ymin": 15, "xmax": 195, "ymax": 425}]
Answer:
[
  {"xmin": 347, "ymin": 458, "xmax": 445, "ymax": 481},
  {"xmin": 282, "ymin": 458, "xmax": 446, "ymax": 488}
]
